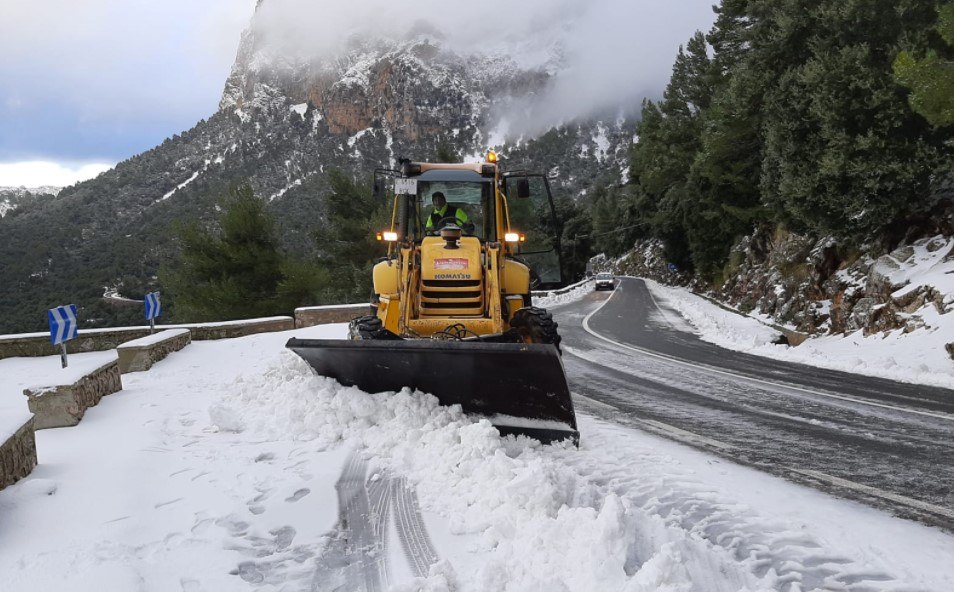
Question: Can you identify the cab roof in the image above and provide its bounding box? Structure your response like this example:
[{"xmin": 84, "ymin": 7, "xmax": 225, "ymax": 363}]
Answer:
[{"xmin": 415, "ymin": 169, "xmax": 491, "ymax": 183}]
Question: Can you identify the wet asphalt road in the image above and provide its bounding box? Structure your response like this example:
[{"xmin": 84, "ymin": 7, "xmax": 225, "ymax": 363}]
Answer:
[{"xmin": 553, "ymin": 277, "xmax": 954, "ymax": 530}]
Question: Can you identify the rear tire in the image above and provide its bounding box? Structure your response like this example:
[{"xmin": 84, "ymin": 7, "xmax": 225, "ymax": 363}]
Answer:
[
  {"xmin": 510, "ymin": 307, "xmax": 562, "ymax": 353},
  {"xmin": 349, "ymin": 315, "xmax": 384, "ymax": 340}
]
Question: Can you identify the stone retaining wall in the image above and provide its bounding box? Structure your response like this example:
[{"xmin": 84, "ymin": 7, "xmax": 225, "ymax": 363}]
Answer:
[
  {"xmin": 0, "ymin": 328, "xmax": 149, "ymax": 359},
  {"xmin": 117, "ymin": 330, "xmax": 192, "ymax": 374},
  {"xmin": 188, "ymin": 317, "xmax": 294, "ymax": 340},
  {"xmin": 0, "ymin": 416, "xmax": 37, "ymax": 490},
  {"xmin": 295, "ymin": 305, "xmax": 370, "ymax": 328},
  {"xmin": 0, "ymin": 317, "xmax": 295, "ymax": 361},
  {"xmin": 24, "ymin": 360, "xmax": 123, "ymax": 429}
]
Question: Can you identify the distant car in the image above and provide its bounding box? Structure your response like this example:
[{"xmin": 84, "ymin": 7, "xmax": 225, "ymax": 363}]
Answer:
[{"xmin": 594, "ymin": 273, "xmax": 616, "ymax": 291}]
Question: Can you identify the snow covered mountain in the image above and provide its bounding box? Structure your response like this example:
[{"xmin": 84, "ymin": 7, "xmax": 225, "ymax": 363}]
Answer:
[
  {"xmin": 0, "ymin": 186, "xmax": 61, "ymax": 218},
  {"xmin": 0, "ymin": 8, "xmax": 635, "ymax": 334}
]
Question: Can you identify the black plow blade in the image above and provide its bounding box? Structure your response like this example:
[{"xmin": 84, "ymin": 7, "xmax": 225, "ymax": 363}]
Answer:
[{"xmin": 286, "ymin": 338, "xmax": 579, "ymax": 445}]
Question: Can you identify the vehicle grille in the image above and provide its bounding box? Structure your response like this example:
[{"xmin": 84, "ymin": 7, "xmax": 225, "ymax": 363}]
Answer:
[{"xmin": 420, "ymin": 279, "xmax": 483, "ymax": 315}]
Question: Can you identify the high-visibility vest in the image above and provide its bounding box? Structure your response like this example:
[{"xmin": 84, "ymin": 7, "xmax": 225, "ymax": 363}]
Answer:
[{"xmin": 427, "ymin": 204, "xmax": 465, "ymax": 228}]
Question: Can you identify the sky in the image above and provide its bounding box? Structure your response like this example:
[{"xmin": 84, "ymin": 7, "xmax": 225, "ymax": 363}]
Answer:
[
  {"xmin": 0, "ymin": 0, "xmax": 257, "ymax": 186},
  {"xmin": 0, "ymin": 0, "xmax": 713, "ymax": 188}
]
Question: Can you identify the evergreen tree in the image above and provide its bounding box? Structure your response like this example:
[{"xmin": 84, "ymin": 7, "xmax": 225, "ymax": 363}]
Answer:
[
  {"xmin": 629, "ymin": 33, "xmax": 713, "ymax": 270},
  {"xmin": 161, "ymin": 182, "xmax": 290, "ymax": 321},
  {"xmin": 314, "ymin": 169, "xmax": 391, "ymax": 303},
  {"xmin": 760, "ymin": 0, "xmax": 944, "ymax": 241},
  {"xmin": 435, "ymin": 135, "xmax": 459, "ymax": 163},
  {"xmin": 895, "ymin": 3, "xmax": 954, "ymax": 127}
]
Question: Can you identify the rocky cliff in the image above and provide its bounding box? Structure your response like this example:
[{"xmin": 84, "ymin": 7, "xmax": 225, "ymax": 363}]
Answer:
[{"xmin": 607, "ymin": 214, "xmax": 954, "ymax": 358}]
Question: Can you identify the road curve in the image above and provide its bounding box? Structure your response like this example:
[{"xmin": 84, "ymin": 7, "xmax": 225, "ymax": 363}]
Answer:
[{"xmin": 553, "ymin": 277, "xmax": 954, "ymax": 530}]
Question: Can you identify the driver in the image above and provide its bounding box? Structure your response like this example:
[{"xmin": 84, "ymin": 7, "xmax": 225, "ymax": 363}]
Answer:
[{"xmin": 425, "ymin": 191, "xmax": 469, "ymax": 232}]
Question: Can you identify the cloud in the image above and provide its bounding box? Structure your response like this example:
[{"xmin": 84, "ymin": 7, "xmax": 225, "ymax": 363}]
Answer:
[
  {"xmin": 0, "ymin": 161, "xmax": 114, "ymax": 188},
  {"xmin": 0, "ymin": 1, "xmax": 257, "ymax": 161},
  {"xmin": 0, "ymin": 1, "xmax": 713, "ymax": 163},
  {"xmin": 251, "ymin": 0, "xmax": 716, "ymax": 129}
]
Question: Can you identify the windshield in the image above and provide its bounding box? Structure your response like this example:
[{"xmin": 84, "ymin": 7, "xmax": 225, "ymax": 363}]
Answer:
[
  {"xmin": 417, "ymin": 181, "xmax": 491, "ymax": 239},
  {"xmin": 597, "ymin": 273, "xmax": 613, "ymax": 280}
]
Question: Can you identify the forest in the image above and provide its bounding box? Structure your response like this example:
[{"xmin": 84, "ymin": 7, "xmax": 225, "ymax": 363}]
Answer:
[{"xmin": 589, "ymin": 0, "xmax": 953, "ymax": 284}]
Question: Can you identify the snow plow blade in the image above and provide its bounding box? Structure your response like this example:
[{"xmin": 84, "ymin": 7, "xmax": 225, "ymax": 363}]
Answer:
[{"xmin": 286, "ymin": 338, "xmax": 578, "ymax": 445}]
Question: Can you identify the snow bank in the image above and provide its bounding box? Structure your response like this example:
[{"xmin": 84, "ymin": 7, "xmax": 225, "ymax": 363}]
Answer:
[
  {"xmin": 210, "ymin": 348, "xmax": 954, "ymax": 591},
  {"xmin": 209, "ymin": 353, "xmax": 684, "ymax": 589},
  {"xmin": 534, "ymin": 279, "xmax": 594, "ymax": 308},
  {"xmin": 644, "ymin": 278, "xmax": 954, "ymax": 389}
]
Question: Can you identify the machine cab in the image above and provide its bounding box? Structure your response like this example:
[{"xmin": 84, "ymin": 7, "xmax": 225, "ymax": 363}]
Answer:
[{"xmin": 375, "ymin": 158, "xmax": 566, "ymax": 291}]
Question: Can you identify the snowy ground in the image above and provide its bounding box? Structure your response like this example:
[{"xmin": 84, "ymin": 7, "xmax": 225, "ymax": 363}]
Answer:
[
  {"xmin": 2, "ymin": 317, "xmax": 954, "ymax": 590},
  {"xmin": 643, "ymin": 278, "xmax": 954, "ymax": 390}
]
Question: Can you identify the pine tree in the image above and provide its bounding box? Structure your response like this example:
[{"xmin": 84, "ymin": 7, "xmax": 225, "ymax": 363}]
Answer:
[
  {"xmin": 435, "ymin": 135, "xmax": 459, "ymax": 163},
  {"xmin": 161, "ymin": 182, "xmax": 288, "ymax": 321},
  {"xmin": 895, "ymin": 3, "xmax": 954, "ymax": 127},
  {"xmin": 314, "ymin": 169, "xmax": 391, "ymax": 303},
  {"xmin": 760, "ymin": 0, "xmax": 944, "ymax": 241},
  {"xmin": 629, "ymin": 32, "xmax": 714, "ymax": 270}
]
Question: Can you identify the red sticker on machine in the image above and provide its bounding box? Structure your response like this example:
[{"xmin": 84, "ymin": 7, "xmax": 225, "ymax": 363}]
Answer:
[{"xmin": 434, "ymin": 258, "xmax": 469, "ymax": 270}]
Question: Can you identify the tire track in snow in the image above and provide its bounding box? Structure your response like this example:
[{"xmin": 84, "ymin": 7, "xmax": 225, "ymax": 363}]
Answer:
[
  {"xmin": 311, "ymin": 452, "xmax": 439, "ymax": 590},
  {"xmin": 367, "ymin": 471, "xmax": 393, "ymax": 589},
  {"xmin": 311, "ymin": 450, "xmax": 385, "ymax": 592},
  {"xmin": 392, "ymin": 475, "xmax": 440, "ymax": 577}
]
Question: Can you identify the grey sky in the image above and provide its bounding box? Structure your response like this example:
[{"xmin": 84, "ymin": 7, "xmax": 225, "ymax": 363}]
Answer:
[{"xmin": 0, "ymin": 0, "xmax": 714, "ymax": 185}]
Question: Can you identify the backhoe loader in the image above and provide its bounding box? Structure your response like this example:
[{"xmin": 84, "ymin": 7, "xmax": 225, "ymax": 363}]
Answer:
[{"xmin": 287, "ymin": 151, "xmax": 578, "ymax": 444}]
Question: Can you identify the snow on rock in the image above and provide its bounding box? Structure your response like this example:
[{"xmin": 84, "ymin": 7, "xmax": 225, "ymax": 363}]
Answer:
[
  {"xmin": 885, "ymin": 236, "xmax": 954, "ymax": 299},
  {"xmin": 268, "ymin": 178, "xmax": 301, "ymax": 202},
  {"xmin": 290, "ymin": 103, "xmax": 308, "ymax": 120},
  {"xmin": 593, "ymin": 122, "xmax": 610, "ymax": 162},
  {"xmin": 161, "ymin": 168, "xmax": 201, "ymax": 201}
]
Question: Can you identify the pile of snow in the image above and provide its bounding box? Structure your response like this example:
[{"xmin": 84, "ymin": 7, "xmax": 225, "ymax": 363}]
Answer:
[
  {"xmin": 644, "ymin": 278, "xmax": 954, "ymax": 389},
  {"xmin": 534, "ymin": 279, "xmax": 594, "ymax": 308}
]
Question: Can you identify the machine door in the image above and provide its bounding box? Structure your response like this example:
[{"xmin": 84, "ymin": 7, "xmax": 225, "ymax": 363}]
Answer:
[{"xmin": 502, "ymin": 173, "xmax": 564, "ymax": 289}]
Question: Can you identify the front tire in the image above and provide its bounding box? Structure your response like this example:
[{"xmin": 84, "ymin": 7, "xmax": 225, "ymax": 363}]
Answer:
[
  {"xmin": 510, "ymin": 307, "xmax": 562, "ymax": 353},
  {"xmin": 349, "ymin": 315, "xmax": 384, "ymax": 340}
]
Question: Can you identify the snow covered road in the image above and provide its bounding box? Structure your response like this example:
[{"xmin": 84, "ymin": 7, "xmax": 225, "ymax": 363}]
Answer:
[
  {"xmin": 555, "ymin": 278, "xmax": 954, "ymax": 530},
  {"xmin": 2, "ymin": 299, "xmax": 954, "ymax": 590}
]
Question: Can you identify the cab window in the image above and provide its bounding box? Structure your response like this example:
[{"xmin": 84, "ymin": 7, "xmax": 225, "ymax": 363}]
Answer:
[
  {"xmin": 503, "ymin": 175, "xmax": 562, "ymax": 287},
  {"xmin": 417, "ymin": 181, "xmax": 491, "ymax": 239}
]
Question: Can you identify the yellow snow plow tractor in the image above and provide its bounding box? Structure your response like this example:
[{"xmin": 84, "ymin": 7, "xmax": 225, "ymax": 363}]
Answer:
[{"xmin": 287, "ymin": 152, "xmax": 578, "ymax": 444}]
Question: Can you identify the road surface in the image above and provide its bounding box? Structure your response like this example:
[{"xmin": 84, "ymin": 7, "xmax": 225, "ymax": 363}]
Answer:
[{"xmin": 554, "ymin": 277, "xmax": 954, "ymax": 530}]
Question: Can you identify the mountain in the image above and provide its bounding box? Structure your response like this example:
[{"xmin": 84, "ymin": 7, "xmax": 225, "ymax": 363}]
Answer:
[
  {"xmin": 0, "ymin": 13, "xmax": 634, "ymax": 334},
  {"xmin": 0, "ymin": 186, "xmax": 61, "ymax": 218}
]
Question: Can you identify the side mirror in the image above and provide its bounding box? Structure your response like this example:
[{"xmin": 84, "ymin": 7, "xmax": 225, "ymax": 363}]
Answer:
[
  {"xmin": 373, "ymin": 178, "xmax": 384, "ymax": 199},
  {"xmin": 516, "ymin": 178, "xmax": 531, "ymax": 199}
]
